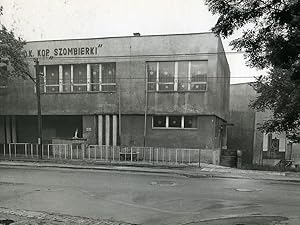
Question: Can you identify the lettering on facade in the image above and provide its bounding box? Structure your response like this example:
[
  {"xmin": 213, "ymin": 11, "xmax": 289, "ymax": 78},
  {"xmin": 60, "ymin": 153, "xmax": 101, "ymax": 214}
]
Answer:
[{"xmin": 24, "ymin": 44, "xmax": 103, "ymax": 58}]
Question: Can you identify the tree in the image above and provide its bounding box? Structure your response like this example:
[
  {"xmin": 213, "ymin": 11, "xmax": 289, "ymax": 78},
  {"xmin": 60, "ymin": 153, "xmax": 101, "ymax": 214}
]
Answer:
[
  {"xmin": 0, "ymin": 6, "xmax": 29, "ymax": 82},
  {"xmin": 206, "ymin": 0, "xmax": 300, "ymax": 142}
]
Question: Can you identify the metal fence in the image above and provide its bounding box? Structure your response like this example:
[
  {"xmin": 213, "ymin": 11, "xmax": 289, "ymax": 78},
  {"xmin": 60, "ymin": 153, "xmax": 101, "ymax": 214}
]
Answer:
[{"xmin": 0, "ymin": 143, "xmax": 202, "ymax": 166}]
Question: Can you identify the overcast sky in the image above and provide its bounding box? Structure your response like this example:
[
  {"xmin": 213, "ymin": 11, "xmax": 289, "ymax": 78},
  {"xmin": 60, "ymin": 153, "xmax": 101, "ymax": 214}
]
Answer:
[{"xmin": 0, "ymin": 0, "xmax": 264, "ymax": 83}]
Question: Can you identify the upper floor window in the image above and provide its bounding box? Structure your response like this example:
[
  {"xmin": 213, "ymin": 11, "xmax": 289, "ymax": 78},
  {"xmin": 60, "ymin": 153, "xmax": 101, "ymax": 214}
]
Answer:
[
  {"xmin": 38, "ymin": 63, "xmax": 116, "ymax": 93},
  {"xmin": 147, "ymin": 61, "xmax": 208, "ymax": 92}
]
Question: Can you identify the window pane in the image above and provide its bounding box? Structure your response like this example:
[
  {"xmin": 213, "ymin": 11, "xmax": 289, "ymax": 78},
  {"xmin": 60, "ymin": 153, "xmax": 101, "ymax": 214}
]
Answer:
[
  {"xmin": 184, "ymin": 116, "xmax": 197, "ymax": 128},
  {"xmin": 73, "ymin": 85, "xmax": 87, "ymax": 92},
  {"xmin": 169, "ymin": 116, "xmax": 181, "ymax": 128},
  {"xmin": 73, "ymin": 64, "xmax": 87, "ymax": 84},
  {"xmin": 91, "ymin": 64, "xmax": 99, "ymax": 84},
  {"xmin": 191, "ymin": 83, "xmax": 207, "ymax": 91},
  {"xmin": 147, "ymin": 62, "xmax": 157, "ymax": 82},
  {"xmin": 102, "ymin": 63, "xmax": 116, "ymax": 83},
  {"xmin": 178, "ymin": 61, "xmax": 189, "ymax": 91},
  {"xmin": 46, "ymin": 86, "xmax": 59, "ymax": 93},
  {"xmin": 147, "ymin": 82, "xmax": 156, "ymax": 91},
  {"xmin": 153, "ymin": 116, "xmax": 166, "ymax": 128},
  {"xmin": 159, "ymin": 62, "xmax": 174, "ymax": 83},
  {"xmin": 46, "ymin": 65, "xmax": 59, "ymax": 85},
  {"xmin": 159, "ymin": 83, "xmax": 174, "ymax": 91},
  {"xmin": 62, "ymin": 65, "xmax": 71, "ymax": 92},
  {"xmin": 191, "ymin": 61, "xmax": 208, "ymax": 82}
]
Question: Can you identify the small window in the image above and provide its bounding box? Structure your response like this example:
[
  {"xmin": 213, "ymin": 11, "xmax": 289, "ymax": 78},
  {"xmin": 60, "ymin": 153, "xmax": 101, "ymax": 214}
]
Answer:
[
  {"xmin": 153, "ymin": 116, "xmax": 166, "ymax": 128},
  {"xmin": 169, "ymin": 116, "xmax": 181, "ymax": 128},
  {"xmin": 184, "ymin": 116, "xmax": 197, "ymax": 128}
]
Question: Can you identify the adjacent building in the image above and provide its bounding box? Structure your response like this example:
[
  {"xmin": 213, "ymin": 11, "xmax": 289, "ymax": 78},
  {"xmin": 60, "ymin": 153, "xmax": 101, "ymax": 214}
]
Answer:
[
  {"xmin": 228, "ymin": 83, "xmax": 300, "ymax": 166},
  {"xmin": 0, "ymin": 32, "xmax": 230, "ymax": 164}
]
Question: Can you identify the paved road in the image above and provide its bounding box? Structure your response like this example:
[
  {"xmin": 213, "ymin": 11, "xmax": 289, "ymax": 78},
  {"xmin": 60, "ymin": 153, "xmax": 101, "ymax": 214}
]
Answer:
[{"xmin": 0, "ymin": 166, "xmax": 299, "ymax": 225}]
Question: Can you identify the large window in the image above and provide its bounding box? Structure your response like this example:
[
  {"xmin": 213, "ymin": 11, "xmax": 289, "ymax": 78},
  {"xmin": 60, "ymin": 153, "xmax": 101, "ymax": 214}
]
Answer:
[
  {"xmin": 147, "ymin": 61, "xmax": 208, "ymax": 92},
  {"xmin": 38, "ymin": 63, "xmax": 116, "ymax": 93},
  {"xmin": 73, "ymin": 64, "xmax": 87, "ymax": 92},
  {"xmin": 152, "ymin": 115, "xmax": 197, "ymax": 129}
]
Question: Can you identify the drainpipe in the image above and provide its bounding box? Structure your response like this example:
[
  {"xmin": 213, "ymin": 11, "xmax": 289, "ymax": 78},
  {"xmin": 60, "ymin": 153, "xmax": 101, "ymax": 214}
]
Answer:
[
  {"xmin": 118, "ymin": 77, "xmax": 121, "ymax": 146},
  {"xmin": 143, "ymin": 62, "xmax": 148, "ymax": 147}
]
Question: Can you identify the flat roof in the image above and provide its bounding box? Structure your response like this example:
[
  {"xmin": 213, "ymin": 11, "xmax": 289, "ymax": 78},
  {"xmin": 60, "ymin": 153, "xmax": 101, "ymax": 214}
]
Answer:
[{"xmin": 26, "ymin": 31, "xmax": 217, "ymax": 43}]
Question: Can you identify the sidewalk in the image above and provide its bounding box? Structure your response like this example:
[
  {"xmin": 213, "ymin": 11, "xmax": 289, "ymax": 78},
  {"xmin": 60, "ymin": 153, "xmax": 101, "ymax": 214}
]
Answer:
[
  {"xmin": 0, "ymin": 207, "xmax": 132, "ymax": 225},
  {"xmin": 1, "ymin": 159, "xmax": 300, "ymax": 182}
]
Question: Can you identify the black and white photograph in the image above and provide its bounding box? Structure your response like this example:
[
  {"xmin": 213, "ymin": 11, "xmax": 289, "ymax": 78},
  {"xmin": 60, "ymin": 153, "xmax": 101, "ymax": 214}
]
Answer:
[{"xmin": 0, "ymin": 0, "xmax": 299, "ymax": 224}]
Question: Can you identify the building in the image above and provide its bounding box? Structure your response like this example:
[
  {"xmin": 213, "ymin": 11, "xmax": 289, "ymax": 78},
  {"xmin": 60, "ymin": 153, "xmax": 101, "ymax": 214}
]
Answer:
[
  {"xmin": 228, "ymin": 83, "xmax": 300, "ymax": 166},
  {"xmin": 0, "ymin": 32, "xmax": 230, "ymax": 164}
]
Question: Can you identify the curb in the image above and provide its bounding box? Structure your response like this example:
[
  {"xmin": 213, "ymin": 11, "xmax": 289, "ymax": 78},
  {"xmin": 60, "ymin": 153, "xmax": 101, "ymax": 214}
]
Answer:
[{"xmin": 1, "ymin": 161, "xmax": 300, "ymax": 182}]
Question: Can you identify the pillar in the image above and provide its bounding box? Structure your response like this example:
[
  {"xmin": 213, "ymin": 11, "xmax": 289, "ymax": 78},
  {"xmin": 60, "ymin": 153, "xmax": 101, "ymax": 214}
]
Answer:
[
  {"xmin": 105, "ymin": 115, "xmax": 110, "ymax": 146},
  {"xmin": 112, "ymin": 115, "xmax": 117, "ymax": 146},
  {"xmin": 98, "ymin": 115, "xmax": 103, "ymax": 145}
]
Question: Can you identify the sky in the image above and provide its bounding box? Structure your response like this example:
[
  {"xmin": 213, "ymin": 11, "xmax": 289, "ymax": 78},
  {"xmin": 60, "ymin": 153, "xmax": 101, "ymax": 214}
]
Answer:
[{"xmin": 0, "ymin": 0, "xmax": 265, "ymax": 84}]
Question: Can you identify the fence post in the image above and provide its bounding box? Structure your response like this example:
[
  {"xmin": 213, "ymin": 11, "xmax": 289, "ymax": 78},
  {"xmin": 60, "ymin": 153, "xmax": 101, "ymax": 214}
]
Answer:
[
  {"xmin": 3, "ymin": 144, "xmax": 6, "ymax": 157},
  {"xmin": 156, "ymin": 148, "xmax": 158, "ymax": 163},
  {"xmin": 95, "ymin": 146, "xmax": 97, "ymax": 160},
  {"xmin": 112, "ymin": 146, "xmax": 115, "ymax": 161},
  {"xmin": 198, "ymin": 149, "xmax": 201, "ymax": 168},
  {"xmin": 31, "ymin": 144, "xmax": 33, "ymax": 158},
  {"xmin": 64, "ymin": 145, "xmax": 67, "ymax": 159},
  {"xmin": 88, "ymin": 146, "xmax": 91, "ymax": 160},
  {"xmin": 82, "ymin": 144, "xmax": 85, "ymax": 160},
  {"xmin": 14, "ymin": 144, "xmax": 16, "ymax": 158},
  {"xmin": 70, "ymin": 145, "xmax": 73, "ymax": 160},
  {"xmin": 176, "ymin": 149, "xmax": 178, "ymax": 164},
  {"xmin": 76, "ymin": 145, "xmax": 78, "ymax": 159},
  {"xmin": 47, "ymin": 145, "xmax": 50, "ymax": 159},
  {"xmin": 9, "ymin": 144, "xmax": 11, "ymax": 158},
  {"xmin": 188, "ymin": 150, "xmax": 191, "ymax": 164},
  {"xmin": 25, "ymin": 144, "xmax": 27, "ymax": 158},
  {"xmin": 42, "ymin": 144, "xmax": 44, "ymax": 159}
]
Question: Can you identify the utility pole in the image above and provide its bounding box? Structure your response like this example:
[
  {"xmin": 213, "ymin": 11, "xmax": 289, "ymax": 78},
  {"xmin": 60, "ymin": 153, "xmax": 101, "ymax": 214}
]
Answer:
[{"xmin": 34, "ymin": 58, "xmax": 43, "ymax": 159}]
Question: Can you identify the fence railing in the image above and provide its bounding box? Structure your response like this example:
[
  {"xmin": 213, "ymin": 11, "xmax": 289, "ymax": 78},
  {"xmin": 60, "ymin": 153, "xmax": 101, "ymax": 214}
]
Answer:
[{"xmin": 0, "ymin": 143, "xmax": 205, "ymax": 166}]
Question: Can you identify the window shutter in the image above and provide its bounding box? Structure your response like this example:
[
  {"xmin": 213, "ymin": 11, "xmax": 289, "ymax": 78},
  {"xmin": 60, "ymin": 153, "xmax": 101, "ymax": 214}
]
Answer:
[
  {"xmin": 278, "ymin": 132, "xmax": 286, "ymax": 152},
  {"xmin": 263, "ymin": 132, "xmax": 268, "ymax": 151}
]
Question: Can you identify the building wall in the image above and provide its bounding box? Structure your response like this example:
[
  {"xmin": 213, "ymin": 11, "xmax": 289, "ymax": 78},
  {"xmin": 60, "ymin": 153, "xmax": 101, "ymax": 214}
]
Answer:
[
  {"xmin": 227, "ymin": 83, "xmax": 257, "ymax": 165},
  {"xmin": 0, "ymin": 33, "xmax": 229, "ymax": 119}
]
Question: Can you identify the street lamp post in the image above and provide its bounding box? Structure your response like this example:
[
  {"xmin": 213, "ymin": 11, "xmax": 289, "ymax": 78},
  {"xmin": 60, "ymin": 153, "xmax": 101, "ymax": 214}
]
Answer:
[{"xmin": 34, "ymin": 58, "xmax": 43, "ymax": 159}]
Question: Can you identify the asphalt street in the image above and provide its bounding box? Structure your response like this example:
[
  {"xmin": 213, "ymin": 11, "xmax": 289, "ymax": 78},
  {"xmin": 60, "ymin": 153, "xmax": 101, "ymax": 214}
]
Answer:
[{"xmin": 0, "ymin": 166, "xmax": 299, "ymax": 225}]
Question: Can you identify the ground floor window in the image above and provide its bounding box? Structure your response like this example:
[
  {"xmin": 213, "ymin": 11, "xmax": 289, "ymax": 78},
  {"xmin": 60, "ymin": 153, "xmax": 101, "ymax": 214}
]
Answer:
[{"xmin": 152, "ymin": 115, "xmax": 197, "ymax": 129}]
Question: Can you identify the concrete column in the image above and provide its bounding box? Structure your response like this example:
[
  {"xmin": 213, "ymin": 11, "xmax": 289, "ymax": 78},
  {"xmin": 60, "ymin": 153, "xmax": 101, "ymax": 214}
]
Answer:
[
  {"xmin": 174, "ymin": 62, "xmax": 178, "ymax": 91},
  {"xmin": 105, "ymin": 115, "xmax": 110, "ymax": 146},
  {"xmin": 70, "ymin": 65, "xmax": 74, "ymax": 92},
  {"xmin": 87, "ymin": 64, "xmax": 91, "ymax": 91},
  {"xmin": 59, "ymin": 65, "xmax": 63, "ymax": 92},
  {"xmin": 112, "ymin": 115, "xmax": 117, "ymax": 146},
  {"xmin": 11, "ymin": 116, "xmax": 17, "ymax": 143},
  {"xmin": 43, "ymin": 66, "xmax": 47, "ymax": 93},
  {"xmin": 5, "ymin": 116, "xmax": 11, "ymax": 143},
  {"xmin": 98, "ymin": 115, "xmax": 103, "ymax": 145}
]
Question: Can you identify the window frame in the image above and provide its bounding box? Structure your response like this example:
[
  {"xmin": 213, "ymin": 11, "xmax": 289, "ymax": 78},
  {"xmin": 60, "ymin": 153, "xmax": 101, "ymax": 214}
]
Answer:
[
  {"xmin": 152, "ymin": 115, "xmax": 198, "ymax": 130},
  {"xmin": 37, "ymin": 63, "xmax": 117, "ymax": 94},
  {"xmin": 147, "ymin": 61, "xmax": 208, "ymax": 92}
]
